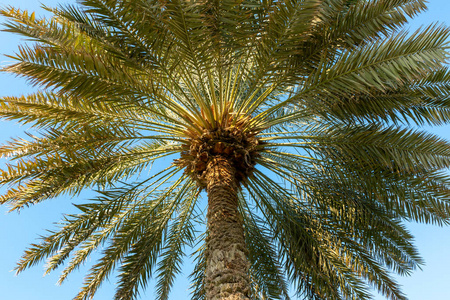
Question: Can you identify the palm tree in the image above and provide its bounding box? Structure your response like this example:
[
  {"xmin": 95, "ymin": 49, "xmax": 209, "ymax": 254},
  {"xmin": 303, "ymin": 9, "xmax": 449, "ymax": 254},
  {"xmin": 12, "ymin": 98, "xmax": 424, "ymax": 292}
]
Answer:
[{"xmin": 2, "ymin": 0, "xmax": 450, "ymax": 299}]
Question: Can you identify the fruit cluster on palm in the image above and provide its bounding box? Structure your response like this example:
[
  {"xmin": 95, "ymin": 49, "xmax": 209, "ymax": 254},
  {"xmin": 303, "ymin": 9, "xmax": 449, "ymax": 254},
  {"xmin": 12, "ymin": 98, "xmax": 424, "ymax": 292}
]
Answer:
[{"xmin": 1, "ymin": 0, "xmax": 450, "ymax": 299}]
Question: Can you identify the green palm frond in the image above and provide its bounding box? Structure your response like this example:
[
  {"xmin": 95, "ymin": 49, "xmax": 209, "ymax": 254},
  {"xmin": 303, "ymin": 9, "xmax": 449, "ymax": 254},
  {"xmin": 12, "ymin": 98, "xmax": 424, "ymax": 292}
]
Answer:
[
  {"xmin": 155, "ymin": 186, "xmax": 199, "ymax": 300},
  {"xmin": 241, "ymin": 196, "xmax": 290, "ymax": 300},
  {"xmin": 189, "ymin": 238, "xmax": 207, "ymax": 300}
]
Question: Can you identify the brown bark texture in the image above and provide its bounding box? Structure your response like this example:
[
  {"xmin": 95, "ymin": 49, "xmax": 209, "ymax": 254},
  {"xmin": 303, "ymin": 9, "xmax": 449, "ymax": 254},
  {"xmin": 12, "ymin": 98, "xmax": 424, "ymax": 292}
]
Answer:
[{"xmin": 204, "ymin": 156, "xmax": 251, "ymax": 300}]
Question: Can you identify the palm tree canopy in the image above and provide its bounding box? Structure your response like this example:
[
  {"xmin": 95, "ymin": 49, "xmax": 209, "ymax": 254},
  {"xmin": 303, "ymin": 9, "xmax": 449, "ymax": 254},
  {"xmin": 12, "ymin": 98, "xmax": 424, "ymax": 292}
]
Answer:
[{"xmin": 1, "ymin": 0, "xmax": 450, "ymax": 299}]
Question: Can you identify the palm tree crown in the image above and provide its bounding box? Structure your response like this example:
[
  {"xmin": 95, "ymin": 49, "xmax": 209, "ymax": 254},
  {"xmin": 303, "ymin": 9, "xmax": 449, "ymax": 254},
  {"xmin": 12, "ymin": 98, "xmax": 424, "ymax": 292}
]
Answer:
[{"xmin": 1, "ymin": 0, "xmax": 450, "ymax": 299}]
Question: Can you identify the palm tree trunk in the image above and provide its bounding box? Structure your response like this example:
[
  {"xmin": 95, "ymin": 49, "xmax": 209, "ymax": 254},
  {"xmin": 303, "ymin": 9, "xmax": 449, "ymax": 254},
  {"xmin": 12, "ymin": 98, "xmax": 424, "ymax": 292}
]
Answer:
[{"xmin": 204, "ymin": 156, "xmax": 251, "ymax": 300}]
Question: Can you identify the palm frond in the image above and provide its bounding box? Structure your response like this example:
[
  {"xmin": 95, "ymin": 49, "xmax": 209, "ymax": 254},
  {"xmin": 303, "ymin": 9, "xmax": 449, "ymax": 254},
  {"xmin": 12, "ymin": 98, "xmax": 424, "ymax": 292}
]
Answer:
[
  {"xmin": 2, "ymin": 1, "xmax": 450, "ymax": 299},
  {"xmin": 155, "ymin": 187, "xmax": 199, "ymax": 300}
]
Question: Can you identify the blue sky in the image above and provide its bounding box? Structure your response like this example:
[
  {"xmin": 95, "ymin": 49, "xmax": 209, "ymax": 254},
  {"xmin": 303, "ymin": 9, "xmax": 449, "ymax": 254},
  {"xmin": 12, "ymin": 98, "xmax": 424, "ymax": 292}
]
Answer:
[{"xmin": 1, "ymin": 1, "xmax": 450, "ymax": 299}]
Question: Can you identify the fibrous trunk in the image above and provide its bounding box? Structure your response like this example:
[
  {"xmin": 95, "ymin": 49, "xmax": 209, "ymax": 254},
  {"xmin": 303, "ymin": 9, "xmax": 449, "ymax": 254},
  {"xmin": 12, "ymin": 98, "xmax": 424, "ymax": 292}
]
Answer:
[{"xmin": 204, "ymin": 156, "xmax": 251, "ymax": 300}]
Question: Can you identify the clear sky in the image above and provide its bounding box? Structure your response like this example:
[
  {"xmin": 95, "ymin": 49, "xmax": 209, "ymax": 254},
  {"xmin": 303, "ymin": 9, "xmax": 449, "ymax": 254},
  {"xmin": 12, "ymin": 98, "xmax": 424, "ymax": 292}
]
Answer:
[{"xmin": 0, "ymin": 1, "xmax": 450, "ymax": 299}]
